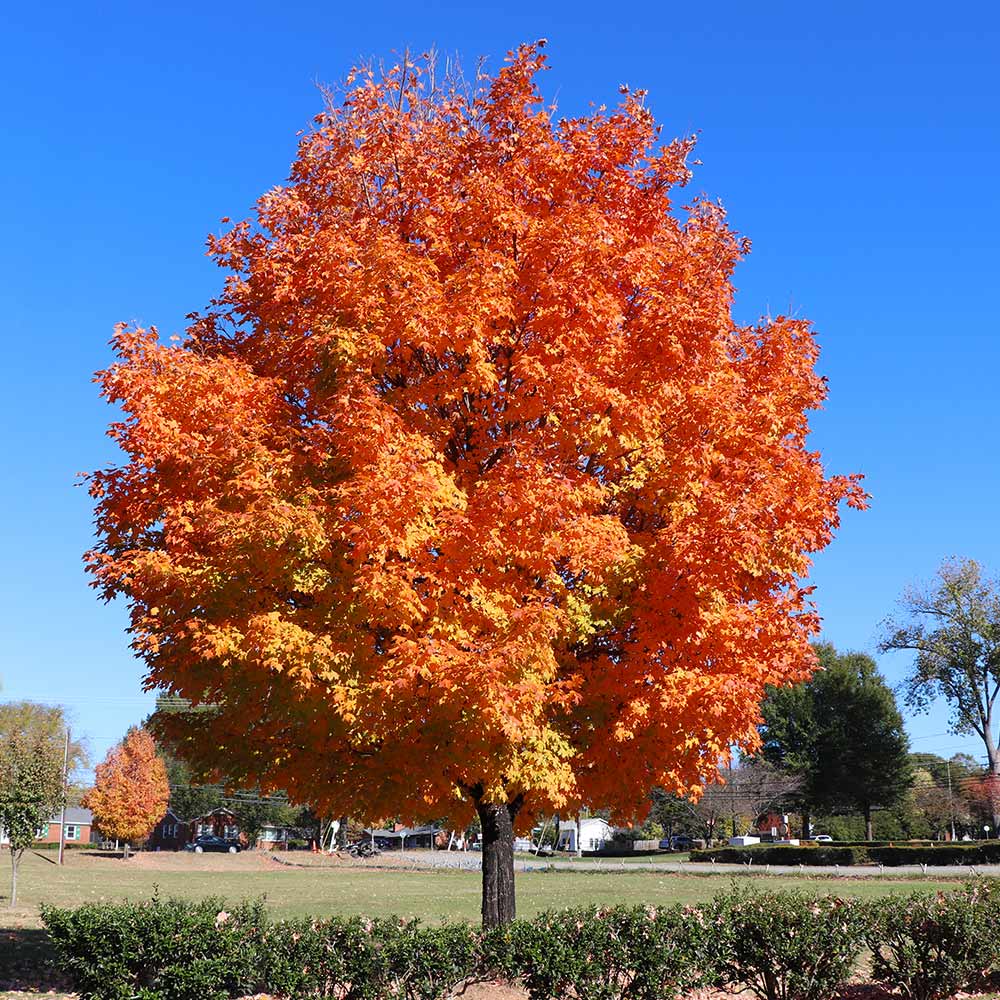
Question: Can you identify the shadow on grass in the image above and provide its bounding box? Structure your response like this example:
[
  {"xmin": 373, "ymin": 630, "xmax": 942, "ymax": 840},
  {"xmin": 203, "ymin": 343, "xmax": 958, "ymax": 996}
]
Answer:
[{"xmin": 0, "ymin": 925, "xmax": 71, "ymax": 991}]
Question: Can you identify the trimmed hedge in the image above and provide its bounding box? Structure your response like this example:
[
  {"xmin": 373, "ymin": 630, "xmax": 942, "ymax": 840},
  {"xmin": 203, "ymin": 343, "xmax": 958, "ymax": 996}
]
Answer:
[
  {"xmin": 709, "ymin": 887, "xmax": 868, "ymax": 1000},
  {"xmin": 865, "ymin": 881, "xmax": 1000, "ymax": 1000},
  {"xmin": 870, "ymin": 843, "xmax": 1000, "ymax": 866},
  {"xmin": 690, "ymin": 845, "xmax": 869, "ymax": 865},
  {"xmin": 41, "ymin": 882, "xmax": 1000, "ymax": 1000},
  {"xmin": 691, "ymin": 842, "xmax": 1000, "ymax": 866},
  {"xmin": 31, "ymin": 841, "xmax": 101, "ymax": 851}
]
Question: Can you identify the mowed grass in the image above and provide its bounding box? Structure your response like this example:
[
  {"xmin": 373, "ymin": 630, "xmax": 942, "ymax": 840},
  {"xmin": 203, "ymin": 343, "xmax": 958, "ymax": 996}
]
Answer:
[{"xmin": 3, "ymin": 849, "xmax": 965, "ymax": 928}]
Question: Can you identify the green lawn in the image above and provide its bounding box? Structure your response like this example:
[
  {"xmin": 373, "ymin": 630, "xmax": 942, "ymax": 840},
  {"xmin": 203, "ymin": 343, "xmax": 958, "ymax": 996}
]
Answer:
[{"xmin": 0, "ymin": 849, "xmax": 972, "ymax": 996}]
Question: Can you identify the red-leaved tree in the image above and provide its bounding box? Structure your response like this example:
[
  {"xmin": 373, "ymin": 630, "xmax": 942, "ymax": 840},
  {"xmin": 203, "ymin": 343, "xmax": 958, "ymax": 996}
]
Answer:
[{"xmin": 87, "ymin": 43, "xmax": 865, "ymax": 923}]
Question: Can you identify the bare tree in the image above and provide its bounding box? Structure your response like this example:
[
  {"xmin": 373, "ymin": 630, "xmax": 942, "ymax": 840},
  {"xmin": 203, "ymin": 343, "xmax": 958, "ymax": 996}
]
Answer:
[{"xmin": 686, "ymin": 761, "xmax": 801, "ymax": 841}]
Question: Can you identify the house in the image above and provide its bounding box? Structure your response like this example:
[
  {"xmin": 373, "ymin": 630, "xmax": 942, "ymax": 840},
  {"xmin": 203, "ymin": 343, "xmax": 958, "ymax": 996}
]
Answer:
[
  {"xmin": 0, "ymin": 807, "xmax": 96, "ymax": 846},
  {"xmin": 145, "ymin": 809, "xmax": 189, "ymax": 850},
  {"xmin": 257, "ymin": 824, "xmax": 292, "ymax": 850},
  {"xmin": 369, "ymin": 824, "xmax": 438, "ymax": 850},
  {"xmin": 556, "ymin": 817, "xmax": 614, "ymax": 853},
  {"xmin": 189, "ymin": 807, "xmax": 241, "ymax": 842}
]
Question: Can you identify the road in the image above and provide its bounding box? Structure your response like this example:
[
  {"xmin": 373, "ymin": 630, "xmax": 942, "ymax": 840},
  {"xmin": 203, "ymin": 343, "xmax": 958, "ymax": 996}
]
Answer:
[{"xmin": 395, "ymin": 851, "xmax": 1000, "ymax": 879}]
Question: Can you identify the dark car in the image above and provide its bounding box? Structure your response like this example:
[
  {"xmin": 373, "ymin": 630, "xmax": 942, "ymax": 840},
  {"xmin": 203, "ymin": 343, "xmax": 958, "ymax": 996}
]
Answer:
[
  {"xmin": 659, "ymin": 834, "xmax": 694, "ymax": 851},
  {"xmin": 185, "ymin": 834, "xmax": 242, "ymax": 854}
]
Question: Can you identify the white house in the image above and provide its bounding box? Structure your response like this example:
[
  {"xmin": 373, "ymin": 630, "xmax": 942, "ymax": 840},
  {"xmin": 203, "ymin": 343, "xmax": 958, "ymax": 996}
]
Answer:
[{"xmin": 557, "ymin": 817, "xmax": 614, "ymax": 853}]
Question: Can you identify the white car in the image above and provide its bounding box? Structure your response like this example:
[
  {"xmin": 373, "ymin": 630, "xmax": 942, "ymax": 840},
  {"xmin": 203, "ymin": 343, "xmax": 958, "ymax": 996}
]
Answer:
[{"xmin": 813, "ymin": 834, "xmax": 833, "ymax": 842}]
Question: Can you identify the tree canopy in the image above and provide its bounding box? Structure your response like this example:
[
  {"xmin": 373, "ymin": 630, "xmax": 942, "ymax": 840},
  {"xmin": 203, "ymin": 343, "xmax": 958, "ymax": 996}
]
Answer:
[
  {"xmin": 87, "ymin": 43, "xmax": 864, "ymax": 922},
  {"xmin": 84, "ymin": 728, "xmax": 169, "ymax": 851},
  {"xmin": 0, "ymin": 727, "xmax": 64, "ymax": 906},
  {"xmin": 760, "ymin": 643, "xmax": 911, "ymax": 839},
  {"xmin": 882, "ymin": 558, "xmax": 1000, "ymax": 777}
]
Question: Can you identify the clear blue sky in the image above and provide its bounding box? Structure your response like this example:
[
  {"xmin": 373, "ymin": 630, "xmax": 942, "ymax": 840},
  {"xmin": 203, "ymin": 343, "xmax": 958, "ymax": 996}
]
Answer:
[{"xmin": 2, "ymin": 0, "xmax": 998, "ymax": 779}]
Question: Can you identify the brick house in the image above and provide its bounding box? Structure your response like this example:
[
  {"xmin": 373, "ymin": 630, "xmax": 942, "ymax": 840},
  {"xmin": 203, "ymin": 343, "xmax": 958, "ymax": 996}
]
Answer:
[
  {"xmin": 0, "ymin": 806, "xmax": 95, "ymax": 846},
  {"xmin": 145, "ymin": 809, "xmax": 190, "ymax": 850},
  {"xmin": 189, "ymin": 807, "xmax": 242, "ymax": 842}
]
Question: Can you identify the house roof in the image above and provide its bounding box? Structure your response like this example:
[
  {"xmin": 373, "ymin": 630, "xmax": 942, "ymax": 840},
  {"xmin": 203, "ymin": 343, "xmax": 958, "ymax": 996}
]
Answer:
[
  {"xmin": 48, "ymin": 807, "xmax": 93, "ymax": 825},
  {"xmin": 370, "ymin": 825, "xmax": 437, "ymax": 838},
  {"xmin": 189, "ymin": 807, "xmax": 238, "ymax": 822}
]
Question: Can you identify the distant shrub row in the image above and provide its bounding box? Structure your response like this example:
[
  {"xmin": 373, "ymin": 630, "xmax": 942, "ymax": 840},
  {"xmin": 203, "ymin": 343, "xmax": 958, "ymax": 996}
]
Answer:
[
  {"xmin": 43, "ymin": 881, "xmax": 1000, "ymax": 1000},
  {"xmin": 31, "ymin": 841, "xmax": 98, "ymax": 851},
  {"xmin": 690, "ymin": 842, "xmax": 1000, "ymax": 866}
]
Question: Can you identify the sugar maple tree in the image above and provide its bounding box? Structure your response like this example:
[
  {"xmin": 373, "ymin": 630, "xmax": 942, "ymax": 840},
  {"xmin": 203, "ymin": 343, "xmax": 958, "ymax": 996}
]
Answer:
[
  {"xmin": 83, "ymin": 728, "xmax": 169, "ymax": 854},
  {"xmin": 87, "ymin": 43, "xmax": 865, "ymax": 924}
]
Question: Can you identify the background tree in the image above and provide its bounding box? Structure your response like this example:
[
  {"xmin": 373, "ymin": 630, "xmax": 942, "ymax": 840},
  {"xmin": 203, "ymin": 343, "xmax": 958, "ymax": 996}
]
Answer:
[
  {"xmin": 159, "ymin": 752, "xmax": 224, "ymax": 822},
  {"xmin": 910, "ymin": 768, "xmax": 956, "ymax": 839},
  {"xmin": 964, "ymin": 775, "xmax": 1000, "ymax": 836},
  {"xmin": 84, "ymin": 728, "xmax": 169, "ymax": 855},
  {"xmin": 722, "ymin": 761, "xmax": 801, "ymax": 837},
  {"xmin": 758, "ymin": 680, "xmax": 817, "ymax": 838},
  {"xmin": 88, "ymin": 44, "xmax": 865, "ymax": 925},
  {"xmin": 811, "ymin": 645, "xmax": 912, "ymax": 839},
  {"xmin": 881, "ymin": 559, "xmax": 1000, "ymax": 826},
  {"xmin": 759, "ymin": 643, "xmax": 912, "ymax": 839},
  {"xmin": 0, "ymin": 732, "xmax": 64, "ymax": 906},
  {"xmin": 0, "ymin": 702, "xmax": 87, "ymax": 804}
]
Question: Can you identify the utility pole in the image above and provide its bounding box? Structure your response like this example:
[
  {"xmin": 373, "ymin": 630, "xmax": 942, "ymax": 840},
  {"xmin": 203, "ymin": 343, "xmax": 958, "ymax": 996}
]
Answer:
[
  {"xmin": 947, "ymin": 759, "xmax": 957, "ymax": 841},
  {"xmin": 57, "ymin": 726, "xmax": 70, "ymax": 865}
]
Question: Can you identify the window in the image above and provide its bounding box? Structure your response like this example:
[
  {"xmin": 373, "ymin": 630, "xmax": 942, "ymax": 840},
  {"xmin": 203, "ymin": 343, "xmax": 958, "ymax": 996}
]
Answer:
[
  {"xmin": 163, "ymin": 823, "xmax": 177, "ymax": 838},
  {"xmin": 65, "ymin": 825, "xmax": 80, "ymax": 841},
  {"xmin": 224, "ymin": 825, "xmax": 239, "ymax": 839},
  {"xmin": 36, "ymin": 824, "xmax": 48, "ymax": 839}
]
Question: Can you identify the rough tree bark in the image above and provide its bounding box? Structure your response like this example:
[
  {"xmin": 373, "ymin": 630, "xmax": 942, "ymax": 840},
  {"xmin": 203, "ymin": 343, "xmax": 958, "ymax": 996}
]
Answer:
[
  {"xmin": 863, "ymin": 802, "xmax": 873, "ymax": 842},
  {"xmin": 474, "ymin": 795, "xmax": 522, "ymax": 927}
]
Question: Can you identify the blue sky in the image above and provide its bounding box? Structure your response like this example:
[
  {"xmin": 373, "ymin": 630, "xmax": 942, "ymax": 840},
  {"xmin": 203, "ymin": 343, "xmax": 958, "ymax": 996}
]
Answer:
[{"xmin": 2, "ymin": 1, "xmax": 998, "ymax": 779}]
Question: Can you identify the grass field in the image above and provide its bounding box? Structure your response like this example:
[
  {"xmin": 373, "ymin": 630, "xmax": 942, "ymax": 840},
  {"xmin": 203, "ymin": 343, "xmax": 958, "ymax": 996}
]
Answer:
[{"xmin": 0, "ymin": 849, "xmax": 970, "ymax": 997}]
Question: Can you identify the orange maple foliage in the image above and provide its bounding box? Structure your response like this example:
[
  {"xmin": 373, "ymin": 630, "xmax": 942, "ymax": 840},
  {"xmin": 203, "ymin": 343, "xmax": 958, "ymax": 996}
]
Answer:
[
  {"xmin": 83, "ymin": 728, "xmax": 169, "ymax": 845},
  {"xmin": 88, "ymin": 44, "xmax": 865, "ymax": 850}
]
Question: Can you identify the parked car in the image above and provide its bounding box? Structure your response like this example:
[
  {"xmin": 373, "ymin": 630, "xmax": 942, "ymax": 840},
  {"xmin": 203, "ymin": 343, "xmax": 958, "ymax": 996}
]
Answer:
[
  {"xmin": 185, "ymin": 834, "xmax": 241, "ymax": 854},
  {"xmin": 660, "ymin": 834, "xmax": 694, "ymax": 851},
  {"xmin": 813, "ymin": 834, "xmax": 833, "ymax": 842}
]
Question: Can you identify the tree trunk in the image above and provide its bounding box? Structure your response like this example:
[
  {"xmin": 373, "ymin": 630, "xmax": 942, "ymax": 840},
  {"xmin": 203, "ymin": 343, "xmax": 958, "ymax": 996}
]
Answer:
[
  {"xmin": 801, "ymin": 807, "xmax": 811, "ymax": 842},
  {"xmin": 10, "ymin": 848, "xmax": 20, "ymax": 908},
  {"xmin": 864, "ymin": 803, "xmax": 873, "ymax": 842},
  {"xmin": 475, "ymin": 798, "xmax": 520, "ymax": 928},
  {"xmin": 989, "ymin": 753, "xmax": 1000, "ymax": 833}
]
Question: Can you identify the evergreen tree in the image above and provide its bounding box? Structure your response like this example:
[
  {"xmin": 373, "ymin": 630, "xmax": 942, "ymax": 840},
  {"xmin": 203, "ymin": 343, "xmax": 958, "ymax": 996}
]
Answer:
[{"xmin": 760, "ymin": 643, "xmax": 912, "ymax": 840}]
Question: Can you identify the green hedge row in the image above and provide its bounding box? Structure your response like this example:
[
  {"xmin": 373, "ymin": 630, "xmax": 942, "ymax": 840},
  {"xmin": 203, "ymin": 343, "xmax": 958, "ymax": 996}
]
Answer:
[
  {"xmin": 690, "ymin": 842, "xmax": 1000, "ymax": 866},
  {"xmin": 31, "ymin": 841, "xmax": 99, "ymax": 851},
  {"xmin": 690, "ymin": 845, "xmax": 866, "ymax": 865},
  {"xmin": 42, "ymin": 882, "xmax": 1000, "ymax": 1000}
]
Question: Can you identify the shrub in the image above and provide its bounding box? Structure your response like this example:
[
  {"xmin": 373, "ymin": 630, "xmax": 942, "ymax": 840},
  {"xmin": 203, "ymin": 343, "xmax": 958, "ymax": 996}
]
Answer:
[
  {"xmin": 864, "ymin": 882, "xmax": 1000, "ymax": 1000},
  {"xmin": 689, "ymin": 845, "xmax": 868, "ymax": 865},
  {"xmin": 42, "ymin": 897, "xmax": 266, "ymax": 1000},
  {"xmin": 31, "ymin": 841, "xmax": 103, "ymax": 850},
  {"xmin": 708, "ymin": 886, "xmax": 868, "ymax": 1000},
  {"xmin": 44, "ymin": 900, "xmax": 479, "ymax": 1000},
  {"xmin": 482, "ymin": 904, "xmax": 712, "ymax": 1000},
  {"xmin": 869, "ymin": 843, "xmax": 1000, "ymax": 866}
]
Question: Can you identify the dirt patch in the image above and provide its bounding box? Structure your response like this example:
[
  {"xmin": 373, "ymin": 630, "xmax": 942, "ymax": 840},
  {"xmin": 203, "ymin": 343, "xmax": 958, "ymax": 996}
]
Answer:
[
  {"xmin": 456, "ymin": 983, "xmax": 529, "ymax": 999},
  {"xmin": 114, "ymin": 850, "xmax": 276, "ymax": 873}
]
